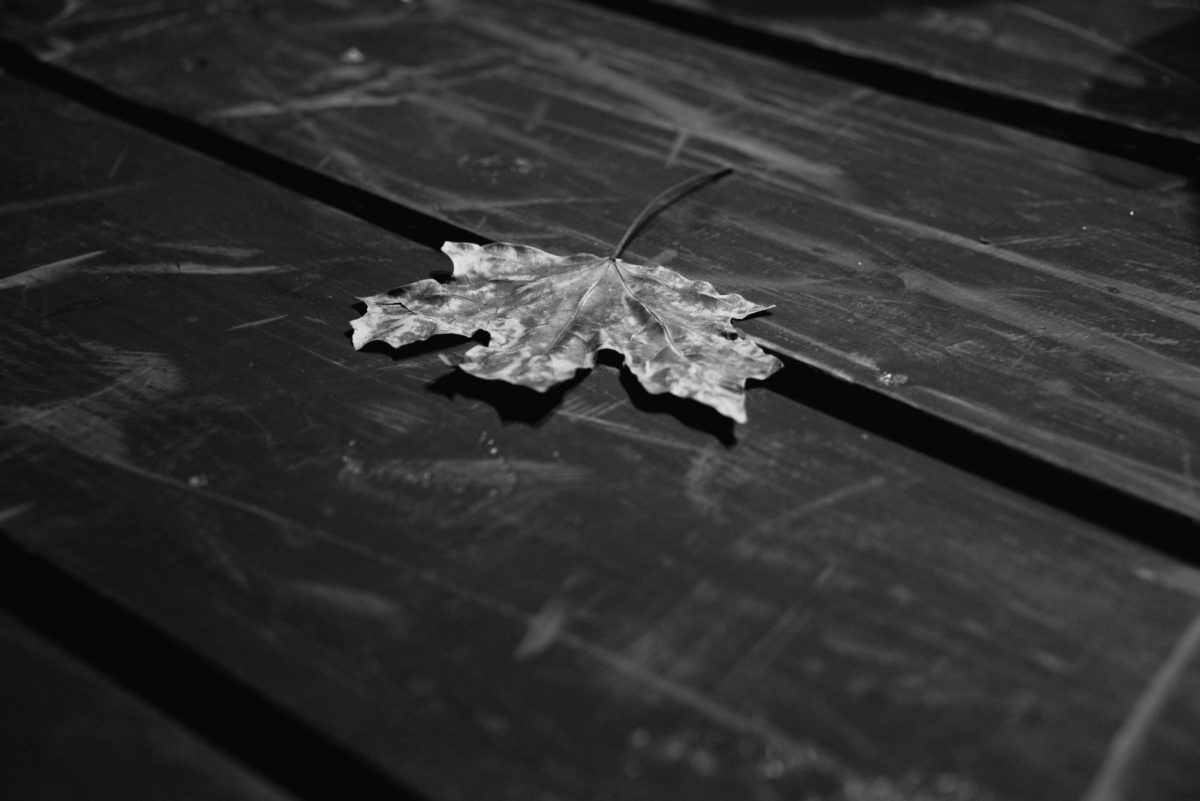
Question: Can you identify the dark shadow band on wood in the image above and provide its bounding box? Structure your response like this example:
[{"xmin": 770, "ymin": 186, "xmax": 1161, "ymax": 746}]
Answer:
[
  {"xmin": 572, "ymin": 0, "xmax": 1200, "ymax": 178},
  {"xmin": 759, "ymin": 353, "xmax": 1200, "ymax": 562},
  {"xmin": 0, "ymin": 532, "xmax": 431, "ymax": 801},
  {"xmin": 1, "ymin": 40, "xmax": 1196, "ymax": 560}
]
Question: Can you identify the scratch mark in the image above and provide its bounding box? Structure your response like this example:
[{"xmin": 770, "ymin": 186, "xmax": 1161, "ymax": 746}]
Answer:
[
  {"xmin": 358, "ymin": 402, "xmax": 429, "ymax": 435},
  {"xmin": 55, "ymin": 2, "xmax": 171, "ymax": 25},
  {"xmin": 212, "ymin": 91, "xmax": 405, "ymax": 118},
  {"xmin": 1134, "ymin": 565, "xmax": 1200, "ymax": 600},
  {"xmin": 51, "ymin": 9, "xmax": 197, "ymax": 58},
  {"xmin": 899, "ymin": 269, "xmax": 1200, "ymax": 396},
  {"xmin": 105, "ymin": 145, "xmax": 129, "ymax": 179},
  {"xmin": 560, "ymin": 410, "xmax": 704, "ymax": 453},
  {"xmin": 0, "ymin": 250, "xmax": 105, "ymax": 290},
  {"xmin": 524, "ymin": 98, "xmax": 550, "ymax": 132},
  {"xmin": 645, "ymin": 248, "xmax": 677, "ymax": 267},
  {"xmin": 462, "ymin": 17, "xmax": 851, "ymax": 196},
  {"xmin": 227, "ymin": 314, "xmax": 289, "ymax": 332},
  {"xmin": 1010, "ymin": 5, "xmax": 1200, "ymax": 90},
  {"xmin": 0, "ymin": 258, "xmax": 288, "ymax": 290},
  {"xmin": 747, "ymin": 324, "xmax": 873, "ymax": 378},
  {"xmin": 112, "ymin": 263, "xmax": 288, "ymax": 276},
  {"xmin": 300, "ymin": 522, "xmax": 849, "ymax": 776},
  {"xmin": 49, "ymin": 0, "xmax": 87, "ymax": 24},
  {"xmin": 339, "ymin": 457, "xmax": 590, "ymax": 495},
  {"xmin": 748, "ymin": 476, "xmax": 889, "ymax": 537},
  {"xmin": 761, "ymin": 178, "xmax": 1200, "ymax": 329},
  {"xmin": 0, "ymin": 502, "xmax": 36, "ymax": 524},
  {"xmin": 154, "ymin": 242, "xmax": 260, "ymax": 258},
  {"xmin": 566, "ymin": 628, "xmax": 836, "ymax": 771},
  {"xmin": 434, "ymin": 195, "xmax": 622, "ymax": 214},
  {"xmin": 709, "ymin": 602, "xmax": 812, "ymax": 697},
  {"xmin": 0, "ymin": 344, "xmax": 184, "ymax": 463},
  {"xmin": 665, "ymin": 128, "xmax": 690, "ymax": 168},
  {"xmin": 683, "ymin": 446, "xmax": 727, "ymax": 517},
  {"xmin": 514, "ymin": 597, "xmax": 569, "ymax": 660},
  {"xmin": 558, "ymin": 392, "xmax": 628, "ymax": 421},
  {"xmin": 1080, "ymin": 608, "xmax": 1200, "ymax": 801},
  {"xmin": 295, "ymin": 9, "xmax": 416, "ymax": 31},
  {"xmin": 281, "ymin": 580, "xmax": 406, "ymax": 624},
  {"xmin": 212, "ymin": 52, "xmax": 510, "ymax": 120}
]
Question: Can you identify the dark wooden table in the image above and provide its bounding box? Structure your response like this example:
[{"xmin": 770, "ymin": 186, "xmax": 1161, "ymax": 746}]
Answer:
[{"xmin": 2, "ymin": 2, "xmax": 1198, "ymax": 800}]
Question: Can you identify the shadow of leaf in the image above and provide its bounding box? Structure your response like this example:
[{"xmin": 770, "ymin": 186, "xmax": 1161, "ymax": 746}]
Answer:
[
  {"xmin": 425, "ymin": 369, "xmax": 583, "ymax": 425},
  {"xmin": 607, "ymin": 353, "xmax": 738, "ymax": 445}
]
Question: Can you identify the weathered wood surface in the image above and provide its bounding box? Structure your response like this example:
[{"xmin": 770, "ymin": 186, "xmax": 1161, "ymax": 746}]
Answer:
[
  {"xmin": 635, "ymin": 0, "xmax": 1200, "ymax": 144},
  {"xmin": 3, "ymin": 0, "xmax": 1198, "ymax": 521},
  {"xmin": 4, "ymin": 77, "xmax": 1200, "ymax": 800},
  {"xmin": 0, "ymin": 611, "xmax": 290, "ymax": 801}
]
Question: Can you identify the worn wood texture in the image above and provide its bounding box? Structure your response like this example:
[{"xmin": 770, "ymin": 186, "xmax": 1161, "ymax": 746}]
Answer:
[
  {"xmin": 4, "ymin": 77, "xmax": 1200, "ymax": 801},
  {"xmin": 2, "ymin": 0, "xmax": 1197, "ymax": 521},
  {"xmin": 0, "ymin": 612, "xmax": 290, "ymax": 801},
  {"xmin": 636, "ymin": 0, "xmax": 1200, "ymax": 144}
]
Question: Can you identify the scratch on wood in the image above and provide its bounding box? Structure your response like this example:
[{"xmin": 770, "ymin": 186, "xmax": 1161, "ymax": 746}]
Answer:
[
  {"xmin": 559, "ymin": 410, "xmax": 704, "ymax": 453},
  {"xmin": 280, "ymin": 580, "xmax": 407, "ymax": 624},
  {"xmin": 48, "ymin": 0, "xmax": 87, "ymax": 25},
  {"xmin": 49, "ymin": 8, "xmax": 198, "ymax": 58},
  {"xmin": 898, "ymin": 269, "xmax": 1200, "ymax": 396},
  {"xmin": 462, "ymin": 16, "xmax": 852, "ymax": 195},
  {"xmin": 0, "ymin": 250, "xmax": 105, "ymax": 290},
  {"xmin": 523, "ymin": 98, "xmax": 550, "ymax": 132},
  {"xmin": 514, "ymin": 597, "xmax": 569, "ymax": 660},
  {"xmin": 106, "ymin": 145, "xmax": 129, "ymax": 179},
  {"xmin": 0, "ymin": 185, "xmax": 155, "ymax": 216},
  {"xmin": 1135, "ymin": 565, "xmax": 1200, "ymax": 600},
  {"xmin": 665, "ymin": 128, "xmax": 690, "ymax": 168},
  {"xmin": 154, "ymin": 242, "xmax": 261, "ymax": 258},
  {"xmin": 708, "ymin": 602, "xmax": 812, "ymax": 697},
  {"xmin": 0, "ymin": 502, "xmax": 36, "ymax": 524},
  {"xmin": 1009, "ymin": 5, "xmax": 1200, "ymax": 90},
  {"xmin": 226, "ymin": 314, "xmax": 289, "ymax": 332},
  {"xmin": 0, "ymin": 344, "xmax": 183, "ymax": 463},
  {"xmin": 1080, "ymin": 608, "xmax": 1200, "ymax": 801},
  {"xmin": 0, "ymin": 258, "xmax": 288, "ymax": 290},
  {"xmin": 357, "ymin": 401, "xmax": 430, "ymax": 435},
  {"xmin": 747, "ymin": 323, "xmax": 874, "ymax": 378},
  {"xmin": 746, "ymin": 476, "xmax": 889, "ymax": 537},
  {"xmin": 4, "ymin": 418, "xmax": 321, "ymax": 547},
  {"xmin": 824, "ymin": 196, "xmax": 1200, "ymax": 329},
  {"xmin": 292, "ymin": 524, "xmax": 866, "ymax": 779}
]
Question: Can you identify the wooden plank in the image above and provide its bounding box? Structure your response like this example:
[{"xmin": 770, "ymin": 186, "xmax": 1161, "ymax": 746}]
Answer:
[
  {"xmin": 0, "ymin": 612, "xmax": 291, "ymax": 801},
  {"xmin": 4, "ymin": 77, "xmax": 1200, "ymax": 800},
  {"xmin": 2, "ymin": 0, "xmax": 1197, "ymax": 521},
  {"xmin": 625, "ymin": 0, "xmax": 1200, "ymax": 144}
]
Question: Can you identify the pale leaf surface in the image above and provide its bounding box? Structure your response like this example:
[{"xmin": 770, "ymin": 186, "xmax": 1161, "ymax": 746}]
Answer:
[{"xmin": 352, "ymin": 241, "xmax": 781, "ymax": 422}]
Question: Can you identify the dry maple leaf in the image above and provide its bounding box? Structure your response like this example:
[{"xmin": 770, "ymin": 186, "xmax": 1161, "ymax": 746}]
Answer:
[{"xmin": 351, "ymin": 169, "xmax": 781, "ymax": 423}]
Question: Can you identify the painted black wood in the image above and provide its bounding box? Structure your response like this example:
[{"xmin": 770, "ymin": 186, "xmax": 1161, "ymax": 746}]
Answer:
[
  {"xmin": 2, "ymin": 0, "xmax": 1197, "ymax": 522},
  {"xmin": 613, "ymin": 0, "xmax": 1200, "ymax": 145},
  {"xmin": 3, "ymin": 75, "xmax": 1200, "ymax": 801}
]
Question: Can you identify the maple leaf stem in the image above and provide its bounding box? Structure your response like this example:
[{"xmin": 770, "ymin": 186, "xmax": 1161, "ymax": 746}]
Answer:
[{"xmin": 609, "ymin": 166, "xmax": 733, "ymax": 260}]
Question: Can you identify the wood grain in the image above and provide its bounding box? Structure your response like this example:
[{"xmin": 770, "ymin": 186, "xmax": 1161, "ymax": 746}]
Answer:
[
  {"xmin": 3, "ymin": 77, "xmax": 1200, "ymax": 800},
  {"xmin": 619, "ymin": 0, "xmax": 1200, "ymax": 144},
  {"xmin": 2, "ymin": 0, "xmax": 1197, "ymax": 521}
]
